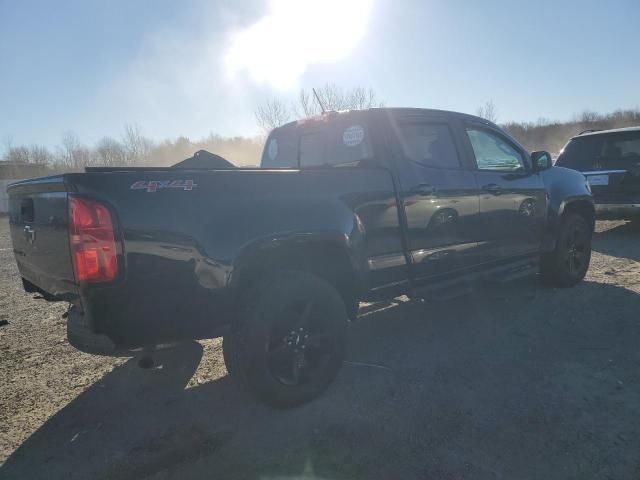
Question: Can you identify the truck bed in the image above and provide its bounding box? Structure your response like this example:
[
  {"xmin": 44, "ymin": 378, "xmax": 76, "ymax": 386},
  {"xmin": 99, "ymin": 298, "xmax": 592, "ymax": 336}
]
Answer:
[{"xmin": 7, "ymin": 167, "xmax": 400, "ymax": 348}]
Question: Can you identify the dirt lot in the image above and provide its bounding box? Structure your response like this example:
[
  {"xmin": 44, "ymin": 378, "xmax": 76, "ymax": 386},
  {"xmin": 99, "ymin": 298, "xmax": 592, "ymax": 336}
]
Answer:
[{"xmin": 1, "ymin": 216, "xmax": 640, "ymax": 479}]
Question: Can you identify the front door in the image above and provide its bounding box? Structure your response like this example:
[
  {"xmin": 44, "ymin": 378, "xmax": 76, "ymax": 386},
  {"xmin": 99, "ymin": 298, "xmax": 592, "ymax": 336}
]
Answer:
[
  {"xmin": 463, "ymin": 125, "xmax": 547, "ymax": 263},
  {"xmin": 391, "ymin": 118, "xmax": 481, "ymax": 281}
]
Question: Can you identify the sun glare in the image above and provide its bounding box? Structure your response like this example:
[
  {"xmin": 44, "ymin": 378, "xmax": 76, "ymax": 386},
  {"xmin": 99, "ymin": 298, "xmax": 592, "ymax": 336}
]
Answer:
[{"xmin": 224, "ymin": 0, "xmax": 373, "ymax": 89}]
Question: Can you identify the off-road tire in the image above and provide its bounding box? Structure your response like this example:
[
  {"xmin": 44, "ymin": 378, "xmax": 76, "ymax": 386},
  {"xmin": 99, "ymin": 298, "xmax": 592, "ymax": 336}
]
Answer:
[
  {"xmin": 541, "ymin": 213, "xmax": 592, "ymax": 287},
  {"xmin": 230, "ymin": 270, "xmax": 348, "ymax": 408}
]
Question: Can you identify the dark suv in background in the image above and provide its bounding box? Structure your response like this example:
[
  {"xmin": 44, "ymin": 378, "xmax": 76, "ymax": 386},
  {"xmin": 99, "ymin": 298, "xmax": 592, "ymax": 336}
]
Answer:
[{"xmin": 556, "ymin": 127, "xmax": 640, "ymax": 219}]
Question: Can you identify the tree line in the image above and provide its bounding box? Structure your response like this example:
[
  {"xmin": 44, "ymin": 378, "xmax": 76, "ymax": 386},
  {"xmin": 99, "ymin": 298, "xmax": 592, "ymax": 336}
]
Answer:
[
  {"xmin": 502, "ymin": 109, "xmax": 640, "ymax": 155},
  {"xmin": 2, "ymin": 84, "xmax": 639, "ymax": 177},
  {"xmin": 476, "ymin": 100, "xmax": 640, "ymax": 154},
  {"xmin": 2, "ymin": 124, "xmax": 264, "ymax": 177},
  {"xmin": 256, "ymin": 89, "xmax": 640, "ymax": 156}
]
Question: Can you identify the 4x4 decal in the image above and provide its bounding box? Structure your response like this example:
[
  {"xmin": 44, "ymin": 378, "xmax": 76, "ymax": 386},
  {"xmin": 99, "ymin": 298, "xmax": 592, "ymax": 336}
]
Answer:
[{"xmin": 130, "ymin": 180, "xmax": 197, "ymax": 193}]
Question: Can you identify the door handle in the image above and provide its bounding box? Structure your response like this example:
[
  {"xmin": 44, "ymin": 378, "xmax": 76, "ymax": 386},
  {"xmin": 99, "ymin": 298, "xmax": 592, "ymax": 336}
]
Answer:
[
  {"xmin": 482, "ymin": 183, "xmax": 503, "ymax": 195},
  {"xmin": 409, "ymin": 184, "xmax": 436, "ymax": 196}
]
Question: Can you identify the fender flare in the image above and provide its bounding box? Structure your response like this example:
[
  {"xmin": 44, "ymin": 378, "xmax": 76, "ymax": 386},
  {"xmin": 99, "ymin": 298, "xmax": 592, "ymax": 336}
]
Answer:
[
  {"xmin": 542, "ymin": 195, "xmax": 595, "ymax": 252},
  {"xmin": 227, "ymin": 230, "xmax": 366, "ymax": 295}
]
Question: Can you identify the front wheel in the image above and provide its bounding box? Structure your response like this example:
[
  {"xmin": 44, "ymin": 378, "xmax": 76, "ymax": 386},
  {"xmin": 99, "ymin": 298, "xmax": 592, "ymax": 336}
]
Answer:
[
  {"xmin": 541, "ymin": 213, "xmax": 592, "ymax": 287},
  {"xmin": 229, "ymin": 271, "xmax": 348, "ymax": 408}
]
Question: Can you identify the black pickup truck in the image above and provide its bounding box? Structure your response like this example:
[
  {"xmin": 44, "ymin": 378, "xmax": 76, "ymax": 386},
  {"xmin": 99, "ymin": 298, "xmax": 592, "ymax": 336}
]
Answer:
[{"xmin": 8, "ymin": 108, "xmax": 594, "ymax": 407}]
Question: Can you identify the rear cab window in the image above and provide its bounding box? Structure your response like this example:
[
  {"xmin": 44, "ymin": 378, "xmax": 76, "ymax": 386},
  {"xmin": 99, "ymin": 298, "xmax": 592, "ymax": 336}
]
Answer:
[{"xmin": 260, "ymin": 114, "xmax": 374, "ymax": 168}]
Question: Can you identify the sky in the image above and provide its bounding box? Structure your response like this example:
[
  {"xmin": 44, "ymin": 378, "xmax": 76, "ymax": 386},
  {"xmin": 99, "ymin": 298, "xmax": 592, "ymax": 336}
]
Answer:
[{"xmin": 1, "ymin": 0, "xmax": 639, "ymax": 148}]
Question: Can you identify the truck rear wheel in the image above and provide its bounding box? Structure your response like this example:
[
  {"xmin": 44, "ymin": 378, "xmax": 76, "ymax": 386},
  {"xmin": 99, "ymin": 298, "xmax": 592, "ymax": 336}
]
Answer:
[
  {"xmin": 541, "ymin": 213, "xmax": 592, "ymax": 287},
  {"xmin": 230, "ymin": 271, "xmax": 348, "ymax": 408}
]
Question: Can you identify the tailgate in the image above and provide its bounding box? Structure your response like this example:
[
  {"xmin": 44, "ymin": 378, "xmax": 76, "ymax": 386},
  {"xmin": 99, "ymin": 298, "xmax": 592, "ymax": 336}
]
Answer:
[
  {"xmin": 7, "ymin": 175, "xmax": 77, "ymax": 299},
  {"xmin": 585, "ymin": 167, "xmax": 640, "ymax": 203},
  {"xmin": 584, "ymin": 169, "xmax": 635, "ymax": 201},
  {"xmin": 587, "ymin": 131, "xmax": 640, "ymax": 203}
]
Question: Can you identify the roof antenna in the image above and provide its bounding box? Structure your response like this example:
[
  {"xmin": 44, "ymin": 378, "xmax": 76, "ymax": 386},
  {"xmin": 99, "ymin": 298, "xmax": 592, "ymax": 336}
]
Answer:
[{"xmin": 312, "ymin": 88, "xmax": 326, "ymax": 114}]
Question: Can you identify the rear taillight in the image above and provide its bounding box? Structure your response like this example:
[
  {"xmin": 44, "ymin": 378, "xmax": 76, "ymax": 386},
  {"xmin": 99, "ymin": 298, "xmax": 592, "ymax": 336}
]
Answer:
[{"xmin": 69, "ymin": 197, "xmax": 118, "ymax": 282}]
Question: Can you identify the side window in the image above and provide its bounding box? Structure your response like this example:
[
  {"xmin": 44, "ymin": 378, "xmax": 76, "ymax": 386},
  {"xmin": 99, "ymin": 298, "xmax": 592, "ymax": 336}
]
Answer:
[
  {"xmin": 397, "ymin": 123, "xmax": 460, "ymax": 168},
  {"xmin": 601, "ymin": 133, "xmax": 640, "ymax": 169},
  {"xmin": 466, "ymin": 129, "xmax": 525, "ymax": 172}
]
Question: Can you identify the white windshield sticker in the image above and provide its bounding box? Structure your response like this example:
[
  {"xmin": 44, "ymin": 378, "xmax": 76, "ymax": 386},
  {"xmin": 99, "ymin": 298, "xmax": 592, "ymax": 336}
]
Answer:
[
  {"xmin": 267, "ymin": 139, "xmax": 278, "ymax": 160},
  {"xmin": 343, "ymin": 125, "xmax": 365, "ymax": 147}
]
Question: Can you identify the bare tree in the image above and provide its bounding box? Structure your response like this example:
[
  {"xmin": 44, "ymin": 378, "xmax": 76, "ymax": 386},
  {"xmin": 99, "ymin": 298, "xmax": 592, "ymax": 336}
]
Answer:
[
  {"xmin": 576, "ymin": 110, "xmax": 601, "ymax": 123},
  {"xmin": 122, "ymin": 123, "xmax": 152, "ymax": 165},
  {"xmin": 306, "ymin": 84, "xmax": 382, "ymax": 113},
  {"xmin": 314, "ymin": 84, "xmax": 345, "ymax": 111},
  {"xmin": 256, "ymin": 84, "xmax": 383, "ymax": 132},
  {"xmin": 296, "ymin": 89, "xmax": 317, "ymax": 117},
  {"xmin": 95, "ymin": 137, "xmax": 126, "ymax": 166},
  {"xmin": 476, "ymin": 100, "xmax": 498, "ymax": 123},
  {"xmin": 2, "ymin": 135, "xmax": 14, "ymax": 159},
  {"xmin": 29, "ymin": 145, "xmax": 53, "ymax": 165},
  {"xmin": 255, "ymin": 98, "xmax": 291, "ymax": 133},
  {"xmin": 347, "ymin": 86, "xmax": 381, "ymax": 110},
  {"xmin": 6, "ymin": 146, "xmax": 30, "ymax": 163},
  {"xmin": 1, "ymin": 135, "xmax": 52, "ymax": 165},
  {"xmin": 58, "ymin": 131, "xmax": 91, "ymax": 170}
]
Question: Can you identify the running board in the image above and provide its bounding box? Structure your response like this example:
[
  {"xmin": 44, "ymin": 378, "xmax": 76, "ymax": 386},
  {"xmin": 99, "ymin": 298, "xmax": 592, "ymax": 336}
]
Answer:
[
  {"xmin": 411, "ymin": 258, "xmax": 539, "ymax": 301},
  {"xmin": 490, "ymin": 263, "xmax": 539, "ymax": 283}
]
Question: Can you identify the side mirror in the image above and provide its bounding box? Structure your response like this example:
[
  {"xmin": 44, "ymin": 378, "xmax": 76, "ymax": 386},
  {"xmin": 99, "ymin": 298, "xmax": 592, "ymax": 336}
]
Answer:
[{"xmin": 531, "ymin": 151, "xmax": 553, "ymax": 172}]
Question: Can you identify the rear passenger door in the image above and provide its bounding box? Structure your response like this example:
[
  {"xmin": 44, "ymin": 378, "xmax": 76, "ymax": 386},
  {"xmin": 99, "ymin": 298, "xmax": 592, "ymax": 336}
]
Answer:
[
  {"xmin": 390, "ymin": 115, "xmax": 482, "ymax": 281},
  {"xmin": 463, "ymin": 124, "xmax": 547, "ymax": 263}
]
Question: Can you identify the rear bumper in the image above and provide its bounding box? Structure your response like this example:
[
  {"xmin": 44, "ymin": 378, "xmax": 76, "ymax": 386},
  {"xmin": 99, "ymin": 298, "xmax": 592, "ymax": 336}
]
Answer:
[
  {"xmin": 66, "ymin": 306, "xmax": 211, "ymax": 357},
  {"xmin": 595, "ymin": 203, "xmax": 640, "ymax": 218},
  {"xmin": 66, "ymin": 291, "xmax": 232, "ymax": 357},
  {"xmin": 67, "ymin": 305, "xmax": 120, "ymax": 356}
]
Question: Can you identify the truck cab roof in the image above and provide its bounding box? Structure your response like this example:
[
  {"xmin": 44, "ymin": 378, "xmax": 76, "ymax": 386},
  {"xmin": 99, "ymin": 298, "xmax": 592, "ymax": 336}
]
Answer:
[{"xmin": 274, "ymin": 107, "xmax": 498, "ymax": 132}]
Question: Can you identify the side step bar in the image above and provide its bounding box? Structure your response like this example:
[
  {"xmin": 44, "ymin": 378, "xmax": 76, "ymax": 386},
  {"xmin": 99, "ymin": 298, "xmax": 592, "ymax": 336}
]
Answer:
[{"xmin": 412, "ymin": 258, "xmax": 539, "ymax": 301}]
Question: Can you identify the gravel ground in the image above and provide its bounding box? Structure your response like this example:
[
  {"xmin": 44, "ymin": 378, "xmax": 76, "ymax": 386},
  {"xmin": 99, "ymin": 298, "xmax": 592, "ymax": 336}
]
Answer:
[{"xmin": 1, "ymin": 216, "xmax": 640, "ymax": 479}]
